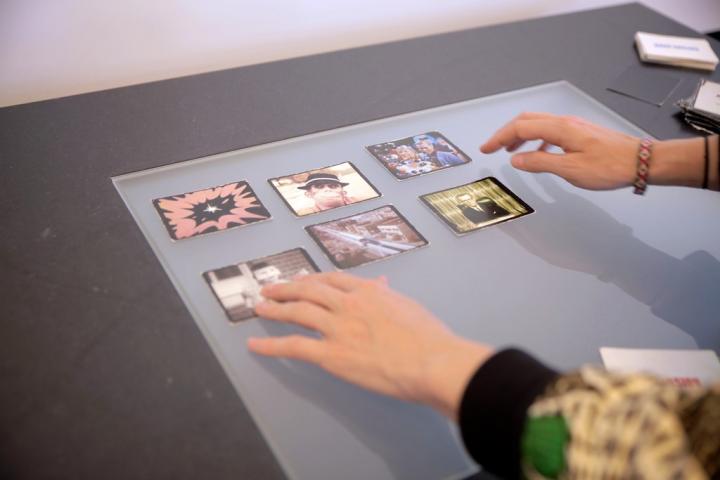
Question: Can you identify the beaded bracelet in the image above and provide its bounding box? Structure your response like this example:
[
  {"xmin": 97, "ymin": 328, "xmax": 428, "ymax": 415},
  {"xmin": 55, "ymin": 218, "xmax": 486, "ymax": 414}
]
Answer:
[{"xmin": 633, "ymin": 138, "xmax": 653, "ymax": 195}]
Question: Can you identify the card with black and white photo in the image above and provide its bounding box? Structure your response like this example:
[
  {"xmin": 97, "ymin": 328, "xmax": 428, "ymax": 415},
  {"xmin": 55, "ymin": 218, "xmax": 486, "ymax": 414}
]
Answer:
[{"xmin": 203, "ymin": 248, "xmax": 319, "ymax": 323}]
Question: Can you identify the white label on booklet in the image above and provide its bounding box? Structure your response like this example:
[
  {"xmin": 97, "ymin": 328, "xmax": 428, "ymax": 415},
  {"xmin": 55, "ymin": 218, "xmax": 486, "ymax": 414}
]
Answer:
[
  {"xmin": 636, "ymin": 31, "xmax": 719, "ymax": 64},
  {"xmin": 600, "ymin": 347, "xmax": 720, "ymax": 387}
]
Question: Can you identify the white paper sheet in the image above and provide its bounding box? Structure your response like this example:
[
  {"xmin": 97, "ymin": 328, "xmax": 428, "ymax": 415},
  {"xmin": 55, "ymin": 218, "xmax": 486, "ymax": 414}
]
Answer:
[{"xmin": 601, "ymin": 347, "xmax": 720, "ymax": 387}]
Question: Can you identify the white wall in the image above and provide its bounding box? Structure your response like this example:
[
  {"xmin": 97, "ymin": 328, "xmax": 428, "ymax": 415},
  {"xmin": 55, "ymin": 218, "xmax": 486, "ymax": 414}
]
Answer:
[{"xmin": 1, "ymin": 0, "xmax": 719, "ymax": 107}]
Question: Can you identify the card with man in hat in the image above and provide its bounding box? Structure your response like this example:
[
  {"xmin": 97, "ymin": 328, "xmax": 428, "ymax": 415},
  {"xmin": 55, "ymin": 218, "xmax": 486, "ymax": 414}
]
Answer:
[{"xmin": 269, "ymin": 162, "xmax": 381, "ymax": 216}]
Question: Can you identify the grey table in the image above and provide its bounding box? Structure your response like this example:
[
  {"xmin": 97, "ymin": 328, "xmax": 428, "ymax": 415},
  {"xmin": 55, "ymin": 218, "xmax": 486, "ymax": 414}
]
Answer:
[{"xmin": 2, "ymin": 3, "xmax": 719, "ymax": 479}]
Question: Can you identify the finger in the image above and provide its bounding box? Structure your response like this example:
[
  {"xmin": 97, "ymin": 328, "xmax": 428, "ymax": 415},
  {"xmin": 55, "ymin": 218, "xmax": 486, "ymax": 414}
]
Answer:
[
  {"xmin": 538, "ymin": 141, "xmax": 551, "ymax": 152},
  {"xmin": 256, "ymin": 300, "xmax": 331, "ymax": 333},
  {"xmin": 297, "ymin": 271, "xmax": 367, "ymax": 293},
  {"xmin": 510, "ymin": 150, "xmax": 569, "ymax": 177},
  {"xmin": 507, "ymin": 113, "xmax": 562, "ymax": 151},
  {"xmin": 261, "ymin": 280, "xmax": 344, "ymax": 311},
  {"xmin": 480, "ymin": 112, "xmax": 559, "ymax": 153},
  {"xmin": 247, "ymin": 335, "xmax": 325, "ymax": 364},
  {"xmin": 481, "ymin": 118, "xmax": 571, "ymax": 154},
  {"xmin": 506, "ymin": 139, "xmax": 526, "ymax": 152},
  {"xmin": 515, "ymin": 112, "xmax": 559, "ymax": 120},
  {"xmin": 486, "ymin": 118, "xmax": 569, "ymax": 152}
]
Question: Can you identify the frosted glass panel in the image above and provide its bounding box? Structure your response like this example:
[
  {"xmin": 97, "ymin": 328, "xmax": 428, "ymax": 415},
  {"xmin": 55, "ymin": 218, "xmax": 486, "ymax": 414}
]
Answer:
[{"xmin": 113, "ymin": 81, "xmax": 720, "ymax": 480}]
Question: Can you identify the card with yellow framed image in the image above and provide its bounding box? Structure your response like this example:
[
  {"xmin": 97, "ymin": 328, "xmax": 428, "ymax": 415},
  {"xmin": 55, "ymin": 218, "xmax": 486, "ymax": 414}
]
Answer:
[{"xmin": 419, "ymin": 177, "xmax": 534, "ymax": 235}]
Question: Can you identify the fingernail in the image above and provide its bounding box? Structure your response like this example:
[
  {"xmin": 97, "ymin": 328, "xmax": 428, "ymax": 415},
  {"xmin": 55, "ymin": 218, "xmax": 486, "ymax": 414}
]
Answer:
[
  {"xmin": 511, "ymin": 155, "xmax": 525, "ymax": 167},
  {"xmin": 247, "ymin": 337, "xmax": 264, "ymax": 351}
]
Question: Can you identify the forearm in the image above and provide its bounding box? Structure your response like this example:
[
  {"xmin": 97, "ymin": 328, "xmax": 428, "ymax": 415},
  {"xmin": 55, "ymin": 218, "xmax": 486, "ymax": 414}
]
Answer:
[
  {"xmin": 651, "ymin": 135, "xmax": 719, "ymax": 190},
  {"xmin": 457, "ymin": 349, "xmax": 559, "ymax": 479},
  {"xmin": 417, "ymin": 336, "xmax": 494, "ymax": 419}
]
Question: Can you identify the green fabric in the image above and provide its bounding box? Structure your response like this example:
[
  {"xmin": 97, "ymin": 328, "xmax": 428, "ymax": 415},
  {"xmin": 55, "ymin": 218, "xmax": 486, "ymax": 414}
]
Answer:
[{"xmin": 521, "ymin": 415, "xmax": 570, "ymax": 479}]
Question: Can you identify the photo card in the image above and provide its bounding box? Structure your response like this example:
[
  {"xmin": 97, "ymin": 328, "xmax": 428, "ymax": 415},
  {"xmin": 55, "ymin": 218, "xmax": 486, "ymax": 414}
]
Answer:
[
  {"xmin": 203, "ymin": 248, "xmax": 320, "ymax": 323},
  {"xmin": 268, "ymin": 161, "xmax": 380, "ymax": 217},
  {"xmin": 420, "ymin": 177, "xmax": 533, "ymax": 235},
  {"xmin": 366, "ymin": 131, "xmax": 471, "ymax": 180},
  {"xmin": 306, "ymin": 205, "xmax": 428, "ymax": 270},
  {"xmin": 153, "ymin": 181, "xmax": 270, "ymax": 240}
]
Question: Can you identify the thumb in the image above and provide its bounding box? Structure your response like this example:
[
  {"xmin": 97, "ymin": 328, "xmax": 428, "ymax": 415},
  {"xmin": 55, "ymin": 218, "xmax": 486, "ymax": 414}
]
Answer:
[{"xmin": 510, "ymin": 151, "xmax": 566, "ymax": 175}]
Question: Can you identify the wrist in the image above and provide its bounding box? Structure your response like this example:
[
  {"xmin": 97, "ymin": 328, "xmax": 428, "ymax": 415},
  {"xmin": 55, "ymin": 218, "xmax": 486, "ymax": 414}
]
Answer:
[
  {"xmin": 648, "ymin": 138, "xmax": 705, "ymax": 188},
  {"xmin": 419, "ymin": 336, "xmax": 494, "ymax": 419}
]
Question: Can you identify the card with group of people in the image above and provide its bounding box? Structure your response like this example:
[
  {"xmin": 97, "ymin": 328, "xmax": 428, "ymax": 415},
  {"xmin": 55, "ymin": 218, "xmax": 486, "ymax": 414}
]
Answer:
[{"xmin": 151, "ymin": 130, "xmax": 534, "ymax": 322}]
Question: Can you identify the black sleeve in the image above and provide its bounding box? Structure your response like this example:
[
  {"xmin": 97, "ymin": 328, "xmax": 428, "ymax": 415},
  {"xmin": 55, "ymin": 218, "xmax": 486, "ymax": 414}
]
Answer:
[{"xmin": 458, "ymin": 348, "xmax": 559, "ymax": 480}]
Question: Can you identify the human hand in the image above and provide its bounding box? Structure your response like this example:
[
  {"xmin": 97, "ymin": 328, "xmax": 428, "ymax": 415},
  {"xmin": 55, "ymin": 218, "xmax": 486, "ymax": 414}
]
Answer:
[
  {"xmin": 247, "ymin": 272, "xmax": 493, "ymax": 419},
  {"xmin": 480, "ymin": 112, "xmax": 640, "ymax": 190}
]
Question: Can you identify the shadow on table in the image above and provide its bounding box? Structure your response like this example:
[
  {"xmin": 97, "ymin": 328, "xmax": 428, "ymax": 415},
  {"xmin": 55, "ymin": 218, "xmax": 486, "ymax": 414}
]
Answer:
[
  {"xmin": 252, "ymin": 324, "xmax": 476, "ymax": 480},
  {"xmin": 498, "ymin": 165, "xmax": 720, "ymax": 352},
  {"xmin": 252, "ymin": 167, "xmax": 718, "ymax": 480}
]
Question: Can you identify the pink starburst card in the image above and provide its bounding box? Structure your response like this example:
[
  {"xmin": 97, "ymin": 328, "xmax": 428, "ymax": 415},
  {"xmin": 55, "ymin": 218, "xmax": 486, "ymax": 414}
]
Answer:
[{"xmin": 153, "ymin": 181, "xmax": 271, "ymax": 240}]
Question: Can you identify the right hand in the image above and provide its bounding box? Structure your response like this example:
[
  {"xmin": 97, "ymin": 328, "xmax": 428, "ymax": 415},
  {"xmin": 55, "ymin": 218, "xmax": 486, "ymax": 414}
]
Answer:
[
  {"xmin": 480, "ymin": 112, "xmax": 640, "ymax": 190},
  {"xmin": 248, "ymin": 272, "xmax": 493, "ymax": 419}
]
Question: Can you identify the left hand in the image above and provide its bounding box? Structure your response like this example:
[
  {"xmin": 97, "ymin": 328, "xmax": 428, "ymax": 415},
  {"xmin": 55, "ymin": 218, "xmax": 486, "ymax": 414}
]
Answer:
[
  {"xmin": 480, "ymin": 112, "xmax": 639, "ymax": 190},
  {"xmin": 248, "ymin": 272, "xmax": 493, "ymax": 419}
]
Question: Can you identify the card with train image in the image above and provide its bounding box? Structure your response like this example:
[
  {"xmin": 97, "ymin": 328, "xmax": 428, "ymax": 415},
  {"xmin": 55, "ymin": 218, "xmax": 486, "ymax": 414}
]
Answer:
[{"xmin": 305, "ymin": 205, "xmax": 428, "ymax": 269}]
